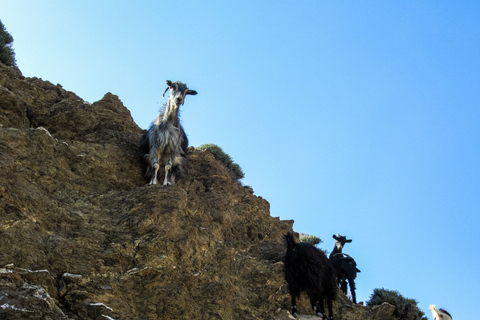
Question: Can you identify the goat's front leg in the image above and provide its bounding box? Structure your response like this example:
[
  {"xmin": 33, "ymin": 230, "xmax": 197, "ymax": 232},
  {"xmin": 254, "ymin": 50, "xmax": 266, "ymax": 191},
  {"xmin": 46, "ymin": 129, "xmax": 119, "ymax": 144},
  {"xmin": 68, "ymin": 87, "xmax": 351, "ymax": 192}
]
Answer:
[
  {"xmin": 150, "ymin": 160, "xmax": 159, "ymax": 185},
  {"xmin": 163, "ymin": 159, "xmax": 172, "ymax": 186}
]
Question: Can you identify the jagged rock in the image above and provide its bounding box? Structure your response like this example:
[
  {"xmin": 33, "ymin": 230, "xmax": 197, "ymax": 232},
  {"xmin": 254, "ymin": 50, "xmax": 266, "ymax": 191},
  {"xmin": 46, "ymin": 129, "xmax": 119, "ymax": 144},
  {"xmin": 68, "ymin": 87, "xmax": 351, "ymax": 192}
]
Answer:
[
  {"xmin": 0, "ymin": 267, "xmax": 69, "ymax": 319},
  {"xmin": 0, "ymin": 62, "xmax": 398, "ymax": 319}
]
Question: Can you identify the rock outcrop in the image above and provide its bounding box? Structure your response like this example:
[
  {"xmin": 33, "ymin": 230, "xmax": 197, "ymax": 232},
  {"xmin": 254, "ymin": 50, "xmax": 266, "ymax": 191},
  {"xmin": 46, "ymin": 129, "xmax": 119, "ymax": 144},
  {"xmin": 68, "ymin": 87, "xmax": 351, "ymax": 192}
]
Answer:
[{"xmin": 0, "ymin": 63, "xmax": 398, "ymax": 319}]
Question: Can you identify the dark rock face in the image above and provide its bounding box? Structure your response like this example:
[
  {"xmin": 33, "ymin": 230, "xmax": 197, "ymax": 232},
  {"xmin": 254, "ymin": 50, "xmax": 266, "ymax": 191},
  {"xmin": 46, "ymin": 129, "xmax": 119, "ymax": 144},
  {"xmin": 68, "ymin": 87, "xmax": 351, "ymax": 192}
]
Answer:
[{"xmin": 0, "ymin": 63, "xmax": 396, "ymax": 319}]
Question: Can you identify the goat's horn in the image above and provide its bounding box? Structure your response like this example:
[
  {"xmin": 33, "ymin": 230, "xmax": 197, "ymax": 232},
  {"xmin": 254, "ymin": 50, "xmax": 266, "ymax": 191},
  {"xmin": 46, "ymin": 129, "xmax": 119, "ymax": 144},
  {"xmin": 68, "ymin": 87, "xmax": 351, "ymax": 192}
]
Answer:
[{"xmin": 162, "ymin": 87, "xmax": 169, "ymax": 98}]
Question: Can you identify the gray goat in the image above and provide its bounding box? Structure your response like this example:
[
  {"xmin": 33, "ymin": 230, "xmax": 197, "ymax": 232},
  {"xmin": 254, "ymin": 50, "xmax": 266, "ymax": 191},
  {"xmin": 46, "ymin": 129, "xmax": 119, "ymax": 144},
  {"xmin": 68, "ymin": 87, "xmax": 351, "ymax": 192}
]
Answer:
[{"xmin": 141, "ymin": 80, "xmax": 197, "ymax": 185}]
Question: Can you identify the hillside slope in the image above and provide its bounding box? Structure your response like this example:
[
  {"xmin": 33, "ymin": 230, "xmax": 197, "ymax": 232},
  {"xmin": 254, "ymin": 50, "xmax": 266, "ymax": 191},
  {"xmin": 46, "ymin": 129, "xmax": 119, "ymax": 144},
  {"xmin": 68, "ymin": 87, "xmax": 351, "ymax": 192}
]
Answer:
[{"xmin": 0, "ymin": 63, "xmax": 397, "ymax": 320}]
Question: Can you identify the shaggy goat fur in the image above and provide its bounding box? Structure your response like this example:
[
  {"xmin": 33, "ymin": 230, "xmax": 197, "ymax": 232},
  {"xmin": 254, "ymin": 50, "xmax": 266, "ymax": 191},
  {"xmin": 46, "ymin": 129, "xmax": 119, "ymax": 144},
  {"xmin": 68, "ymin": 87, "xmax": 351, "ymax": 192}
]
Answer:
[
  {"xmin": 329, "ymin": 234, "xmax": 361, "ymax": 304},
  {"xmin": 141, "ymin": 80, "xmax": 197, "ymax": 185},
  {"xmin": 284, "ymin": 232, "xmax": 337, "ymax": 319},
  {"xmin": 429, "ymin": 304, "xmax": 453, "ymax": 320}
]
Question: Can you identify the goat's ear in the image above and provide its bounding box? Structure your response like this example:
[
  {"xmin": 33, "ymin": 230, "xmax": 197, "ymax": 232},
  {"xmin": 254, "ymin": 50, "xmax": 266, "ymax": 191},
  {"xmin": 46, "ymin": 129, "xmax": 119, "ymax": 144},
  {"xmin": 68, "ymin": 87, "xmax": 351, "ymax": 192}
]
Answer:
[
  {"xmin": 346, "ymin": 239, "xmax": 352, "ymax": 243},
  {"xmin": 163, "ymin": 81, "xmax": 173, "ymax": 98},
  {"xmin": 186, "ymin": 90, "xmax": 198, "ymax": 96}
]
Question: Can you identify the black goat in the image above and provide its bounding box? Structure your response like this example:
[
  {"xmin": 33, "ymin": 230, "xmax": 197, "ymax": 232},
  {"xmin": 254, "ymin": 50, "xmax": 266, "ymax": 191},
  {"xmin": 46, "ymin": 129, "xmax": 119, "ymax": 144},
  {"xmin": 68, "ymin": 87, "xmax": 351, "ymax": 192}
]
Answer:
[
  {"xmin": 284, "ymin": 232, "xmax": 336, "ymax": 319},
  {"xmin": 329, "ymin": 234, "xmax": 361, "ymax": 304},
  {"xmin": 141, "ymin": 80, "xmax": 197, "ymax": 185}
]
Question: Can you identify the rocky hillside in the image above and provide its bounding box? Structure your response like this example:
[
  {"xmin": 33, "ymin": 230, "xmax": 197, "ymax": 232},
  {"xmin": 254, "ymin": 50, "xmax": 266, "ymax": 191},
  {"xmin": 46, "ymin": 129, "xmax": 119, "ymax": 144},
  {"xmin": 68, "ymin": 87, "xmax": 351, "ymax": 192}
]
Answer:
[{"xmin": 0, "ymin": 63, "xmax": 398, "ymax": 319}]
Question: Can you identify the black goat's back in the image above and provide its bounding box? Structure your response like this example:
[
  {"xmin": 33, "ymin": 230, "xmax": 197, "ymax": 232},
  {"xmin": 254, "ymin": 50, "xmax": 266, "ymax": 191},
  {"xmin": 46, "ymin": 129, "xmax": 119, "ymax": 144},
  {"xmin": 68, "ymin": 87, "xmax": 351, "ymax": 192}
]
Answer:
[
  {"xmin": 338, "ymin": 257, "xmax": 359, "ymax": 280},
  {"xmin": 285, "ymin": 236, "xmax": 337, "ymax": 300}
]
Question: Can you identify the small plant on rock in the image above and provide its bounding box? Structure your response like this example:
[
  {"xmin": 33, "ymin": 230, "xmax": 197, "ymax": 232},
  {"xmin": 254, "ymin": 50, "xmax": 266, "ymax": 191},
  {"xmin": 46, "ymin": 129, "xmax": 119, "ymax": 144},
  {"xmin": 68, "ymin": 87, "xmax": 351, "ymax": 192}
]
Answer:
[
  {"xmin": 299, "ymin": 233, "xmax": 322, "ymax": 246},
  {"xmin": 196, "ymin": 144, "xmax": 245, "ymax": 181},
  {"xmin": 367, "ymin": 288, "xmax": 427, "ymax": 320},
  {"xmin": 0, "ymin": 20, "xmax": 17, "ymax": 67}
]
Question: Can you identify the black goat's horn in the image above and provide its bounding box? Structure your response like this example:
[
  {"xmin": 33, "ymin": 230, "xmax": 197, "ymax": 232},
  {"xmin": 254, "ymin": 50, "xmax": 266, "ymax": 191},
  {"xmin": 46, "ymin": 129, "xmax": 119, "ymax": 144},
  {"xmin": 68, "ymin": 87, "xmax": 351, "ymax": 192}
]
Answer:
[{"xmin": 163, "ymin": 87, "xmax": 169, "ymax": 98}]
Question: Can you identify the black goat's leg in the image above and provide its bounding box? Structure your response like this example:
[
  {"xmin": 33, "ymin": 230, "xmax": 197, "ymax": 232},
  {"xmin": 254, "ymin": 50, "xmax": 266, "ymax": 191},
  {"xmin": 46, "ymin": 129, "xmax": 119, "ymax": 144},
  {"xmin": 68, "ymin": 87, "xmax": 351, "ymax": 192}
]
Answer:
[
  {"xmin": 349, "ymin": 278, "xmax": 357, "ymax": 304},
  {"xmin": 291, "ymin": 295, "xmax": 298, "ymax": 317},
  {"xmin": 340, "ymin": 277, "xmax": 348, "ymax": 295},
  {"xmin": 316, "ymin": 296, "xmax": 326, "ymax": 319},
  {"xmin": 306, "ymin": 289, "xmax": 322, "ymax": 318},
  {"xmin": 327, "ymin": 296, "xmax": 334, "ymax": 320}
]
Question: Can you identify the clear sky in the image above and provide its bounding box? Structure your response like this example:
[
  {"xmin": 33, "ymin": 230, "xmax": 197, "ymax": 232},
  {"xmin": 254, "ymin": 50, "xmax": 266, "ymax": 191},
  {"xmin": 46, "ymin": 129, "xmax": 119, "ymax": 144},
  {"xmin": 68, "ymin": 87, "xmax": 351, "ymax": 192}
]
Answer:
[{"xmin": 2, "ymin": 1, "xmax": 479, "ymax": 319}]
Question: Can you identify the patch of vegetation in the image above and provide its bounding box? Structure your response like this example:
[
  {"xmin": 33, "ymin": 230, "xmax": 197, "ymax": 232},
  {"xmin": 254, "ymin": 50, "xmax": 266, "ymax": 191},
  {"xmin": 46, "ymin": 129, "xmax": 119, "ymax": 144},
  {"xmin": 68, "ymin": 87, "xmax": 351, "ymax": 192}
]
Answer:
[
  {"xmin": 367, "ymin": 288, "xmax": 427, "ymax": 320},
  {"xmin": 299, "ymin": 233, "xmax": 322, "ymax": 246},
  {"xmin": 0, "ymin": 20, "xmax": 17, "ymax": 67},
  {"xmin": 196, "ymin": 144, "xmax": 245, "ymax": 181}
]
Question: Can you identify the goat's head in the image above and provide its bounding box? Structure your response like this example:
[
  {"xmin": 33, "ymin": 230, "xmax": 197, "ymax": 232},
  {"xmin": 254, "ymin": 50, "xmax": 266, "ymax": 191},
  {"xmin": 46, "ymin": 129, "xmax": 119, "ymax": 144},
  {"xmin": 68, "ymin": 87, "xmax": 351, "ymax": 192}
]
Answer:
[
  {"xmin": 332, "ymin": 234, "xmax": 352, "ymax": 251},
  {"xmin": 163, "ymin": 80, "xmax": 197, "ymax": 107},
  {"xmin": 284, "ymin": 232, "xmax": 297, "ymax": 253}
]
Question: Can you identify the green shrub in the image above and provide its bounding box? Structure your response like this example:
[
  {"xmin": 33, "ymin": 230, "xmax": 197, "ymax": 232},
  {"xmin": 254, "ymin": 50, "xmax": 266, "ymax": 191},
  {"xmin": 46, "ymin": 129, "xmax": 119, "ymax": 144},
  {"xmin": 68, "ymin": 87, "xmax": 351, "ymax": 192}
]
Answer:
[
  {"xmin": 0, "ymin": 20, "xmax": 16, "ymax": 67},
  {"xmin": 367, "ymin": 288, "xmax": 427, "ymax": 320},
  {"xmin": 196, "ymin": 144, "xmax": 245, "ymax": 181},
  {"xmin": 299, "ymin": 233, "xmax": 322, "ymax": 246}
]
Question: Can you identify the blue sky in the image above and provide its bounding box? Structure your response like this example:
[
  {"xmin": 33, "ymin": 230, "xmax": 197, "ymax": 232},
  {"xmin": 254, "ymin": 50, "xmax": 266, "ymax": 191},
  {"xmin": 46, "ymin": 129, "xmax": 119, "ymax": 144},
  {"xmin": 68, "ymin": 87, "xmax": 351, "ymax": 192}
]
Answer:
[{"xmin": 3, "ymin": 1, "xmax": 480, "ymax": 318}]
